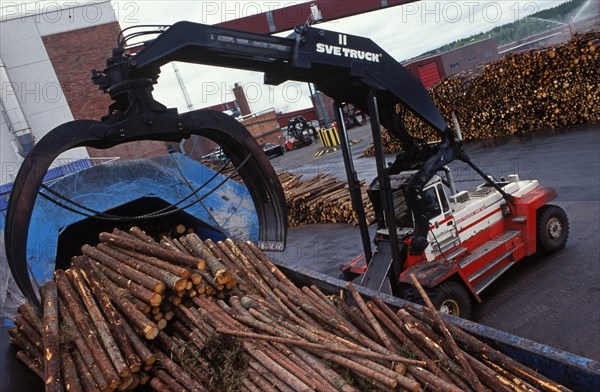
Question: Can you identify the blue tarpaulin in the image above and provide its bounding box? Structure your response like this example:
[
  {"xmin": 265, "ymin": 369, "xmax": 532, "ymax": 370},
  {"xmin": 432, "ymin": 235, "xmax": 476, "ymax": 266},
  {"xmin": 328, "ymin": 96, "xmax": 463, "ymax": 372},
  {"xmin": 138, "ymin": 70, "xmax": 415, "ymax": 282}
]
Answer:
[{"xmin": 0, "ymin": 153, "xmax": 257, "ymax": 317}]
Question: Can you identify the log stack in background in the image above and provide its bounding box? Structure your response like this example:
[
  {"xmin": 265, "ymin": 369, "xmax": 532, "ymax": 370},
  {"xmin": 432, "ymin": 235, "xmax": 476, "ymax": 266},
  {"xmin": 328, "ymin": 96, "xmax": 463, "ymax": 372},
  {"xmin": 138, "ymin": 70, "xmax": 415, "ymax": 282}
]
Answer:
[
  {"xmin": 199, "ymin": 160, "xmax": 377, "ymax": 227},
  {"xmin": 363, "ymin": 30, "xmax": 600, "ymax": 157},
  {"xmin": 11, "ymin": 225, "xmax": 572, "ymax": 391},
  {"xmin": 279, "ymin": 172, "xmax": 376, "ymax": 227}
]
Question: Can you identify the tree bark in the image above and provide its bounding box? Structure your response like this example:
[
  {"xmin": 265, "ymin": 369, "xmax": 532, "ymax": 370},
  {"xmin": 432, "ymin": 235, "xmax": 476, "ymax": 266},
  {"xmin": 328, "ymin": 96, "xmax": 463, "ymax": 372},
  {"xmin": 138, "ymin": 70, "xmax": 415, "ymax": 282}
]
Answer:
[
  {"xmin": 67, "ymin": 267, "xmax": 130, "ymax": 378},
  {"xmin": 184, "ymin": 233, "xmax": 233, "ymax": 285},
  {"xmin": 76, "ymin": 258, "xmax": 143, "ymax": 373},
  {"xmin": 60, "ymin": 348, "xmax": 83, "ymax": 392},
  {"xmin": 97, "ymin": 244, "xmax": 188, "ymax": 292},
  {"xmin": 410, "ymin": 274, "xmax": 486, "ymax": 392},
  {"xmin": 16, "ymin": 350, "xmax": 44, "ymax": 380},
  {"xmin": 55, "ymin": 270, "xmax": 121, "ymax": 390},
  {"xmin": 99, "ymin": 232, "xmax": 205, "ymax": 270},
  {"xmin": 82, "ymin": 244, "xmax": 166, "ymax": 294},
  {"xmin": 40, "ymin": 281, "xmax": 64, "ymax": 392}
]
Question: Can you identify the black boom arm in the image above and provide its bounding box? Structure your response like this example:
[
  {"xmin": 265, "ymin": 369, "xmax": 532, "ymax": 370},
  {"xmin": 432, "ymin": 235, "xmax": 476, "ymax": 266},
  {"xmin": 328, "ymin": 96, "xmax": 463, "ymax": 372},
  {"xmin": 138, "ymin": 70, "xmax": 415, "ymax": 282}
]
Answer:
[{"xmin": 95, "ymin": 21, "xmax": 448, "ymax": 135}]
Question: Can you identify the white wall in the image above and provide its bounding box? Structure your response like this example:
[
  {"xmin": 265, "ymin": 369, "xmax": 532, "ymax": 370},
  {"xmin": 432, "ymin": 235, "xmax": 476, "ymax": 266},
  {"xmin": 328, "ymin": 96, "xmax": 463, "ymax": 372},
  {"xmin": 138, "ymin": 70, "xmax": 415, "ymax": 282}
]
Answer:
[{"xmin": 0, "ymin": 1, "xmax": 117, "ymax": 185}]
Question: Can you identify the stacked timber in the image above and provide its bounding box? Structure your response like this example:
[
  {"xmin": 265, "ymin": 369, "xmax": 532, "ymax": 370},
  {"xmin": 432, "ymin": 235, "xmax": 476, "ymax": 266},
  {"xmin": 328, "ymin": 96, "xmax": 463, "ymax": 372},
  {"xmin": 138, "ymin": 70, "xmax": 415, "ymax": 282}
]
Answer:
[
  {"xmin": 198, "ymin": 161, "xmax": 377, "ymax": 226},
  {"xmin": 363, "ymin": 30, "xmax": 600, "ymax": 157},
  {"xmin": 362, "ymin": 127, "xmax": 408, "ymax": 157},
  {"xmin": 279, "ymin": 172, "xmax": 376, "ymax": 227},
  {"xmin": 10, "ymin": 226, "xmax": 236, "ymax": 391},
  {"xmin": 11, "ymin": 229, "xmax": 572, "ymax": 391}
]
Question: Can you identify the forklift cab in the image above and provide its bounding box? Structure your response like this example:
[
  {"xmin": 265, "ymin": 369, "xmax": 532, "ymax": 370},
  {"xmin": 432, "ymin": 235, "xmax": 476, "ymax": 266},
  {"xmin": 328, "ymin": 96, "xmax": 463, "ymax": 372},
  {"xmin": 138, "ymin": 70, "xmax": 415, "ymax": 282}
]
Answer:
[
  {"xmin": 422, "ymin": 178, "xmax": 459, "ymax": 260},
  {"xmin": 369, "ymin": 173, "xmax": 459, "ymax": 260}
]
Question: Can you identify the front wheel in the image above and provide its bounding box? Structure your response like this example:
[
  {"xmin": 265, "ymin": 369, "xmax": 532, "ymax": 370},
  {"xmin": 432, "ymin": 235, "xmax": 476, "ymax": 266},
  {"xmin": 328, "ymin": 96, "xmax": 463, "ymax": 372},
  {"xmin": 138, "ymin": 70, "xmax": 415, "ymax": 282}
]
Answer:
[
  {"xmin": 536, "ymin": 205, "xmax": 569, "ymax": 254},
  {"xmin": 430, "ymin": 282, "xmax": 472, "ymax": 319}
]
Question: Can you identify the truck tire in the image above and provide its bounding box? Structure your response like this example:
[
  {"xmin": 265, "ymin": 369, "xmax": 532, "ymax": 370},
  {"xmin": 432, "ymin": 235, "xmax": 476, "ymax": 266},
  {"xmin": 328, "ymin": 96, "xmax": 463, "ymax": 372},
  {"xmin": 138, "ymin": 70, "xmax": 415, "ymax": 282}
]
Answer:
[
  {"xmin": 430, "ymin": 282, "xmax": 472, "ymax": 319},
  {"xmin": 537, "ymin": 205, "xmax": 569, "ymax": 254}
]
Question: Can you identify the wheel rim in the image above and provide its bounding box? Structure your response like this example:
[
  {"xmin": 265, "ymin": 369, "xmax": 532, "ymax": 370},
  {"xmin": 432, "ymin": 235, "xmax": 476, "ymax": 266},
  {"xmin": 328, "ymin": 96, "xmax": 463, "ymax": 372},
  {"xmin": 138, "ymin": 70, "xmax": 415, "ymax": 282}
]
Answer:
[
  {"xmin": 546, "ymin": 217, "xmax": 562, "ymax": 239},
  {"xmin": 439, "ymin": 299, "xmax": 460, "ymax": 316}
]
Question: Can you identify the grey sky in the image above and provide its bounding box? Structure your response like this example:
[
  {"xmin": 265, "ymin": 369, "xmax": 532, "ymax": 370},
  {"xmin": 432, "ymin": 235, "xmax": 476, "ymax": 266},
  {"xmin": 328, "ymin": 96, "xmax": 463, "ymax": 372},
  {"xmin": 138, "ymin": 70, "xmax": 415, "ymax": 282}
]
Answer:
[{"xmin": 113, "ymin": 0, "xmax": 570, "ymax": 114}]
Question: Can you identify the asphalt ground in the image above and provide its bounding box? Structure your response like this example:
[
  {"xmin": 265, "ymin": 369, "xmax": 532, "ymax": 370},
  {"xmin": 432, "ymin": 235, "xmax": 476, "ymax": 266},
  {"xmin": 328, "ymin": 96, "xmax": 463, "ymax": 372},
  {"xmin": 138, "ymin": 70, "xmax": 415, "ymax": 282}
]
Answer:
[{"xmin": 267, "ymin": 123, "xmax": 600, "ymax": 362}]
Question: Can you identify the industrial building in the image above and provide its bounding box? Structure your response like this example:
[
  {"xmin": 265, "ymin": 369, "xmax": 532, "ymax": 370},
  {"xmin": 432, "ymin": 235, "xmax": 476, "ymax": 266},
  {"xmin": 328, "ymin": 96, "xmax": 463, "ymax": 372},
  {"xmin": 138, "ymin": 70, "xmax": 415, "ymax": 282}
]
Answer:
[
  {"xmin": 403, "ymin": 37, "xmax": 499, "ymax": 88},
  {"xmin": 0, "ymin": 3, "xmax": 115, "ymax": 182}
]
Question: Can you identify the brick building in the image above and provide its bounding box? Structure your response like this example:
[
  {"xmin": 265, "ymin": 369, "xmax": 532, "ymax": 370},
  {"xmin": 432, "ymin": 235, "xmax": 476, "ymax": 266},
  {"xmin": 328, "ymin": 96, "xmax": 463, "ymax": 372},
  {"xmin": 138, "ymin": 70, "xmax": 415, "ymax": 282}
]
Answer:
[{"xmin": 38, "ymin": 4, "xmax": 169, "ymax": 160}]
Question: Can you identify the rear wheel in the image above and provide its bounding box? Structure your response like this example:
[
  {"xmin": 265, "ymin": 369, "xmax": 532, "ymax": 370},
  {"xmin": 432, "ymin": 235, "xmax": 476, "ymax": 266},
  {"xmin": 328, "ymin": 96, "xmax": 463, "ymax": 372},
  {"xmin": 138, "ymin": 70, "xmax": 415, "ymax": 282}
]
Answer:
[
  {"xmin": 430, "ymin": 282, "xmax": 472, "ymax": 319},
  {"xmin": 536, "ymin": 205, "xmax": 569, "ymax": 254}
]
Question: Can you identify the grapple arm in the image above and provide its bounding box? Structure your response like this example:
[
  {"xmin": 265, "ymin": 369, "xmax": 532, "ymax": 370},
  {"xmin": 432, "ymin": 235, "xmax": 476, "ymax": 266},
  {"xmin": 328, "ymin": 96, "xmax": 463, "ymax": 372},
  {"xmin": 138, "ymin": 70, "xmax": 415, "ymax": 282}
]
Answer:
[
  {"xmin": 5, "ymin": 110, "xmax": 287, "ymax": 307},
  {"xmin": 96, "ymin": 21, "xmax": 447, "ymax": 134}
]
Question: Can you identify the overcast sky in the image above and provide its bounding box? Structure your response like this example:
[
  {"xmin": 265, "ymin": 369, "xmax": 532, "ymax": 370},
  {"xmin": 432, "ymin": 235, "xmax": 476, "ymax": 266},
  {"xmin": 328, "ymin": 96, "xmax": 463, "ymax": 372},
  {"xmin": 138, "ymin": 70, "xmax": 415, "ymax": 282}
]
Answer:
[{"xmin": 108, "ymin": 0, "xmax": 571, "ymax": 114}]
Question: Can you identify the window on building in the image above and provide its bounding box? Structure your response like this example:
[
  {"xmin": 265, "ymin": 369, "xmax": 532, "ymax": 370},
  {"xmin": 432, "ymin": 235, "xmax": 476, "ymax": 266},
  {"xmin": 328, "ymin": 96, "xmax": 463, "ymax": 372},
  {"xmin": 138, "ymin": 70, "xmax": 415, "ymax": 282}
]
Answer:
[
  {"xmin": 468, "ymin": 56, "xmax": 477, "ymax": 62},
  {"xmin": 449, "ymin": 61, "xmax": 460, "ymax": 69}
]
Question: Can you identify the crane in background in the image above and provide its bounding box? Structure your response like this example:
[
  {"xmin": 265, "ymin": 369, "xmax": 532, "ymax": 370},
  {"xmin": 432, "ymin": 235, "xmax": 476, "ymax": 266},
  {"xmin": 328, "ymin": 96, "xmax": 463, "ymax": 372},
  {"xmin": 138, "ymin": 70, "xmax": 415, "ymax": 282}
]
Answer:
[
  {"xmin": 171, "ymin": 62, "xmax": 208, "ymax": 157},
  {"xmin": 172, "ymin": 62, "xmax": 194, "ymax": 112}
]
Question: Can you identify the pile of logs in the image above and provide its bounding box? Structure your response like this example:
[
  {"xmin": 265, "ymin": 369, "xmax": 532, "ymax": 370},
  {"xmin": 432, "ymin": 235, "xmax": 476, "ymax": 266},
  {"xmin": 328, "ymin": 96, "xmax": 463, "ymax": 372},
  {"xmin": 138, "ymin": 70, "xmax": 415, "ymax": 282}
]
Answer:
[
  {"xmin": 10, "ymin": 226, "xmax": 237, "ymax": 391},
  {"xmin": 279, "ymin": 172, "xmax": 376, "ymax": 227},
  {"xmin": 11, "ymin": 226, "xmax": 572, "ymax": 391},
  {"xmin": 363, "ymin": 30, "xmax": 600, "ymax": 157},
  {"xmin": 362, "ymin": 127, "xmax": 408, "ymax": 157},
  {"xmin": 199, "ymin": 160, "xmax": 377, "ymax": 227}
]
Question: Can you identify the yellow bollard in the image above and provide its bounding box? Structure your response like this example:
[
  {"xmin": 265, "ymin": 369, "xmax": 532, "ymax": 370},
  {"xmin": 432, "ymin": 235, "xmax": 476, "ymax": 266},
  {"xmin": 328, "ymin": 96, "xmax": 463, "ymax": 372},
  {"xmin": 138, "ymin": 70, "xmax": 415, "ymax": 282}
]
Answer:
[{"xmin": 317, "ymin": 125, "xmax": 340, "ymax": 147}]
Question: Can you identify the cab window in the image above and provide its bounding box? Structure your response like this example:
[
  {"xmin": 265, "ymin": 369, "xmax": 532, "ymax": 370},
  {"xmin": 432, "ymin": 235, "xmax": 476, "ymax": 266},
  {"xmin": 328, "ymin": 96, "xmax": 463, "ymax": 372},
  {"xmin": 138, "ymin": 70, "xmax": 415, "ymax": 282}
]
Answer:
[
  {"xmin": 423, "ymin": 187, "xmax": 442, "ymax": 219},
  {"xmin": 437, "ymin": 184, "xmax": 449, "ymax": 212}
]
